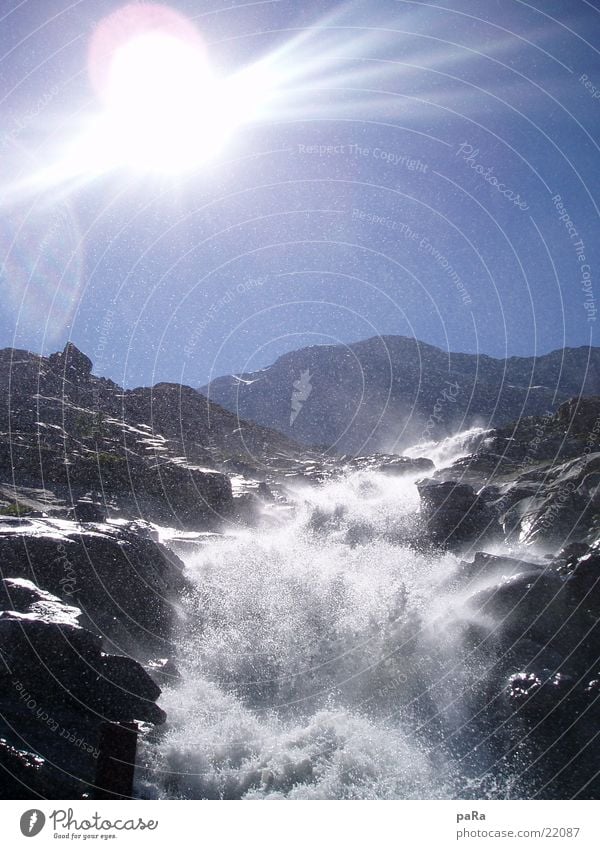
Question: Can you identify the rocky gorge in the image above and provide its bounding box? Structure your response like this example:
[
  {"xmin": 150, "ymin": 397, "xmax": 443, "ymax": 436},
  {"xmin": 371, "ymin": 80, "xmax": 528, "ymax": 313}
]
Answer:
[
  {"xmin": 0, "ymin": 344, "xmax": 599, "ymax": 799},
  {"xmin": 0, "ymin": 342, "xmax": 303, "ymax": 798}
]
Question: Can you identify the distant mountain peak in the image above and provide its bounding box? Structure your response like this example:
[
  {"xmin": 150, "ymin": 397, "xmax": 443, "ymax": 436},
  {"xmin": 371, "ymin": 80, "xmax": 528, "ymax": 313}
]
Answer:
[
  {"xmin": 48, "ymin": 342, "xmax": 93, "ymax": 378},
  {"xmin": 201, "ymin": 335, "xmax": 600, "ymax": 454}
]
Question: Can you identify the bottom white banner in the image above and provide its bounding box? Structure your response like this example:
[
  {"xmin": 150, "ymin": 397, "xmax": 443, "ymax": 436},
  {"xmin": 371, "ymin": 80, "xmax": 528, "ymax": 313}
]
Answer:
[{"xmin": 0, "ymin": 800, "xmax": 597, "ymax": 848}]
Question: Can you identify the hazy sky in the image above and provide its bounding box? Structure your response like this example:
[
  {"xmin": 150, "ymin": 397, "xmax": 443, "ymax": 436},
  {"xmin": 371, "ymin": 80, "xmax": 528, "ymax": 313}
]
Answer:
[{"xmin": 1, "ymin": 0, "xmax": 599, "ymax": 388}]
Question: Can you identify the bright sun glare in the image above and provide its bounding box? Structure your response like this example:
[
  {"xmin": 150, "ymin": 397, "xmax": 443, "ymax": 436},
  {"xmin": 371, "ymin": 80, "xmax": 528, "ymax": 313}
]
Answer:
[
  {"xmin": 5, "ymin": 2, "xmax": 401, "ymax": 197},
  {"xmin": 56, "ymin": 4, "xmax": 276, "ymax": 180},
  {"xmin": 98, "ymin": 32, "xmax": 238, "ymax": 174}
]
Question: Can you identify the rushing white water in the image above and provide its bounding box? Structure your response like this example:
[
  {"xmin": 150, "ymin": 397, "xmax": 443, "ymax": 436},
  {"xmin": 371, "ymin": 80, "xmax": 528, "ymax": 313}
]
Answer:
[
  {"xmin": 404, "ymin": 426, "xmax": 493, "ymax": 468},
  {"xmin": 138, "ymin": 456, "xmax": 524, "ymax": 800}
]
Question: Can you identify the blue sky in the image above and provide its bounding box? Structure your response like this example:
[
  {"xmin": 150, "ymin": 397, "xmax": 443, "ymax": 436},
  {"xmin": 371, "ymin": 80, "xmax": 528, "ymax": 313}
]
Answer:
[{"xmin": 1, "ymin": 0, "xmax": 599, "ymax": 388}]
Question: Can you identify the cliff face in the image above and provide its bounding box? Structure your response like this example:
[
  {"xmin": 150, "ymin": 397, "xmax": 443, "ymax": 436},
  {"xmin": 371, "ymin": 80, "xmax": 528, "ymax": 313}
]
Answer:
[
  {"xmin": 0, "ymin": 342, "xmax": 292, "ymax": 799},
  {"xmin": 201, "ymin": 336, "xmax": 600, "ymax": 454},
  {"xmin": 0, "ymin": 343, "xmax": 304, "ymax": 528},
  {"xmin": 2, "ymin": 342, "xmax": 600, "ymax": 801}
]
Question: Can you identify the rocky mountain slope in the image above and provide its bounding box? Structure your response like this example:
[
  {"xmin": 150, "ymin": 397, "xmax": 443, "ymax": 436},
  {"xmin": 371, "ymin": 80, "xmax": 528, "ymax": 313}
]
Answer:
[
  {"xmin": 1, "ymin": 341, "xmax": 599, "ymax": 800},
  {"xmin": 201, "ymin": 335, "xmax": 600, "ymax": 454},
  {"xmin": 420, "ymin": 395, "xmax": 600, "ymax": 551},
  {"xmin": 0, "ymin": 342, "xmax": 308, "ymax": 528},
  {"xmin": 0, "ymin": 342, "xmax": 310, "ymax": 799}
]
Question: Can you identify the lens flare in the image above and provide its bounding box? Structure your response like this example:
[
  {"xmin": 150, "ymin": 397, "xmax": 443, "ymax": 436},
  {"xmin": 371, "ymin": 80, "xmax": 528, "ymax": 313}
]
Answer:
[
  {"xmin": 84, "ymin": 3, "xmax": 275, "ymax": 175},
  {"xmin": 0, "ymin": 196, "xmax": 83, "ymax": 346}
]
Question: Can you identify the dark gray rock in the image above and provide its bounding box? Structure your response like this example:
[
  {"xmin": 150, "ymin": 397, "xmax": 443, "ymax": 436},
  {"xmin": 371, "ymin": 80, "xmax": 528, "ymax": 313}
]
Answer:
[
  {"xmin": 0, "ymin": 738, "xmax": 57, "ymax": 799},
  {"xmin": 48, "ymin": 342, "xmax": 93, "ymax": 380},
  {"xmin": 453, "ymin": 551, "xmax": 544, "ymax": 585},
  {"xmin": 0, "ymin": 343, "xmax": 315, "ymax": 530},
  {"xmin": 433, "ymin": 452, "xmax": 521, "ymax": 485},
  {"xmin": 496, "ymin": 453, "xmax": 600, "ymax": 548},
  {"xmin": 85, "ymin": 655, "xmax": 166, "ymax": 725},
  {"xmin": 466, "ymin": 559, "xmax": 598, "ymax": 669},
  {"xmin": 416, "ymin": 479, "xmax": 500, "ymax": 546},
  {"xmin": 551, "ymin": 541, "xmax": 591, "ymax": 570},
  {"xmin": 555, "ymin": 395, "xmax": 600, "ymax": 436},
  {"xmin": 0, "ymin": 576, "xmax": 80, "ymax": 617},
  {"xmin": 501, "ymin": 665, "xmax": 600, "ymax": 798},
  {"xmin": 557, "ymin": 551, "xmax": 600, "ymax": 607},
  {"xmin": 0, "ymin": 584, "xmax": 167, "ymax": 723},
  {"xmin": 145, "ymin": 657, "xmax": 181, "ymax": 687},
  {"xmin": 67, "ymin": 498, "xmax": 107, "ymax": 523},
  {"xmin": 0, "ymin": 578, "xmax": 165, "ymax": 798},
  {"xmin": 0, "ymin": 518, "xmax": 186, "ymax": 656},
  {"xmin": 466, "ymin": 571, "xmax": 569, "ymax": 643}
]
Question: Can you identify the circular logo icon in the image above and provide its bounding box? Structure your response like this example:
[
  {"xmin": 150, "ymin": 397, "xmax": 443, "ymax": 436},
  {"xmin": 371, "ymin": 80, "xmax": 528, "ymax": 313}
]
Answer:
[{"xmin": 20, "ymin": 810, "xmax": 46, "ymax": 837}]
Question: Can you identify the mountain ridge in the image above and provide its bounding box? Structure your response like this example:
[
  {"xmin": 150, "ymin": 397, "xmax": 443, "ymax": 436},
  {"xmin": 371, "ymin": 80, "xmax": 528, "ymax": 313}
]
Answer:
[
  {"xmin": 205, "ymin": 336, "xmax": 597, "ymax": 383},
  {"xmin": 201, "ymin": 335, "xmax": 600, "ymax": 454},
  {"xmin": 0, "ymin": 342, "xmax": 307, "ymax": 527}
]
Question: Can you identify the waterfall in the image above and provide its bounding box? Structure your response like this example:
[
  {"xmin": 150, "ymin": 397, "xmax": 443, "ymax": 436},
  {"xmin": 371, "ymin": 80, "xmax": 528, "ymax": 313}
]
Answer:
[
  {"xmin": 137, "ymin": 447, "xmax": 530, "ymax": 800},
  {"xmin": 403, "ymin": 426, "xmax": 493, "ymax": 468}
]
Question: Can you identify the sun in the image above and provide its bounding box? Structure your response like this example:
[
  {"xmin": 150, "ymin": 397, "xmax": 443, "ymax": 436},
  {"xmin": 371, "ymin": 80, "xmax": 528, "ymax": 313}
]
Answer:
[
  {"xmin": 7, "ymin": 3, "xmax": 280, "ymax": 194},
  {"xmin": 82, "ymin": 4, "xmax": 272, "ymax": 177},
  {"xmin": 101, "ymin": 31, "xmax": 226, "ymax": 174}
]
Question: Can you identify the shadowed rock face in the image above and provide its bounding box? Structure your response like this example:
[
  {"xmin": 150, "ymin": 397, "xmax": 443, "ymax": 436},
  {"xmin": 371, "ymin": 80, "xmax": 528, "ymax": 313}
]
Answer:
[
  {"xmin": 2, "ymin": 340, "xmax": 600, "ymax": 801},
  {"xmin": 0, "ymin": 517, "xmax": 186, "ymax": 656},
  {"xmin": 415, "ymin": 399, "xmax": 600, "ymax": 552},
  {"xmin": 47, "ymin": 342, "xmax": 93, "ymax": 381},
  {"xmin": 0, "ymin": 342, "xmax": 309, "ymax": 529},
  {"xmin": 409, "ymin": 409, "xmax": 599, "ymax": 796},
  {"xmin": 0, "ymin": 578, "xmax": 165, "ymax": 800},
  {"xmin": 0, "ymin": 345, "xmax": 197, "ymax": 799},
  {"xmin": 555, "ymin": 395, "xmax": 600, "ymax": 436},
  {"xmin": 201, "ymin": 335, "xmax": 600, "ymax": 454},
  {"xmin": 448, "ymin": 545, "xmax": 600, "ymax": 799},
  {"xmin": 348, "ymin": 454, "xmax": 434, "ymax": 475},
  {"xmin": 416, "ymin": 478, "xmax": 500, "ymax": 546}
]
